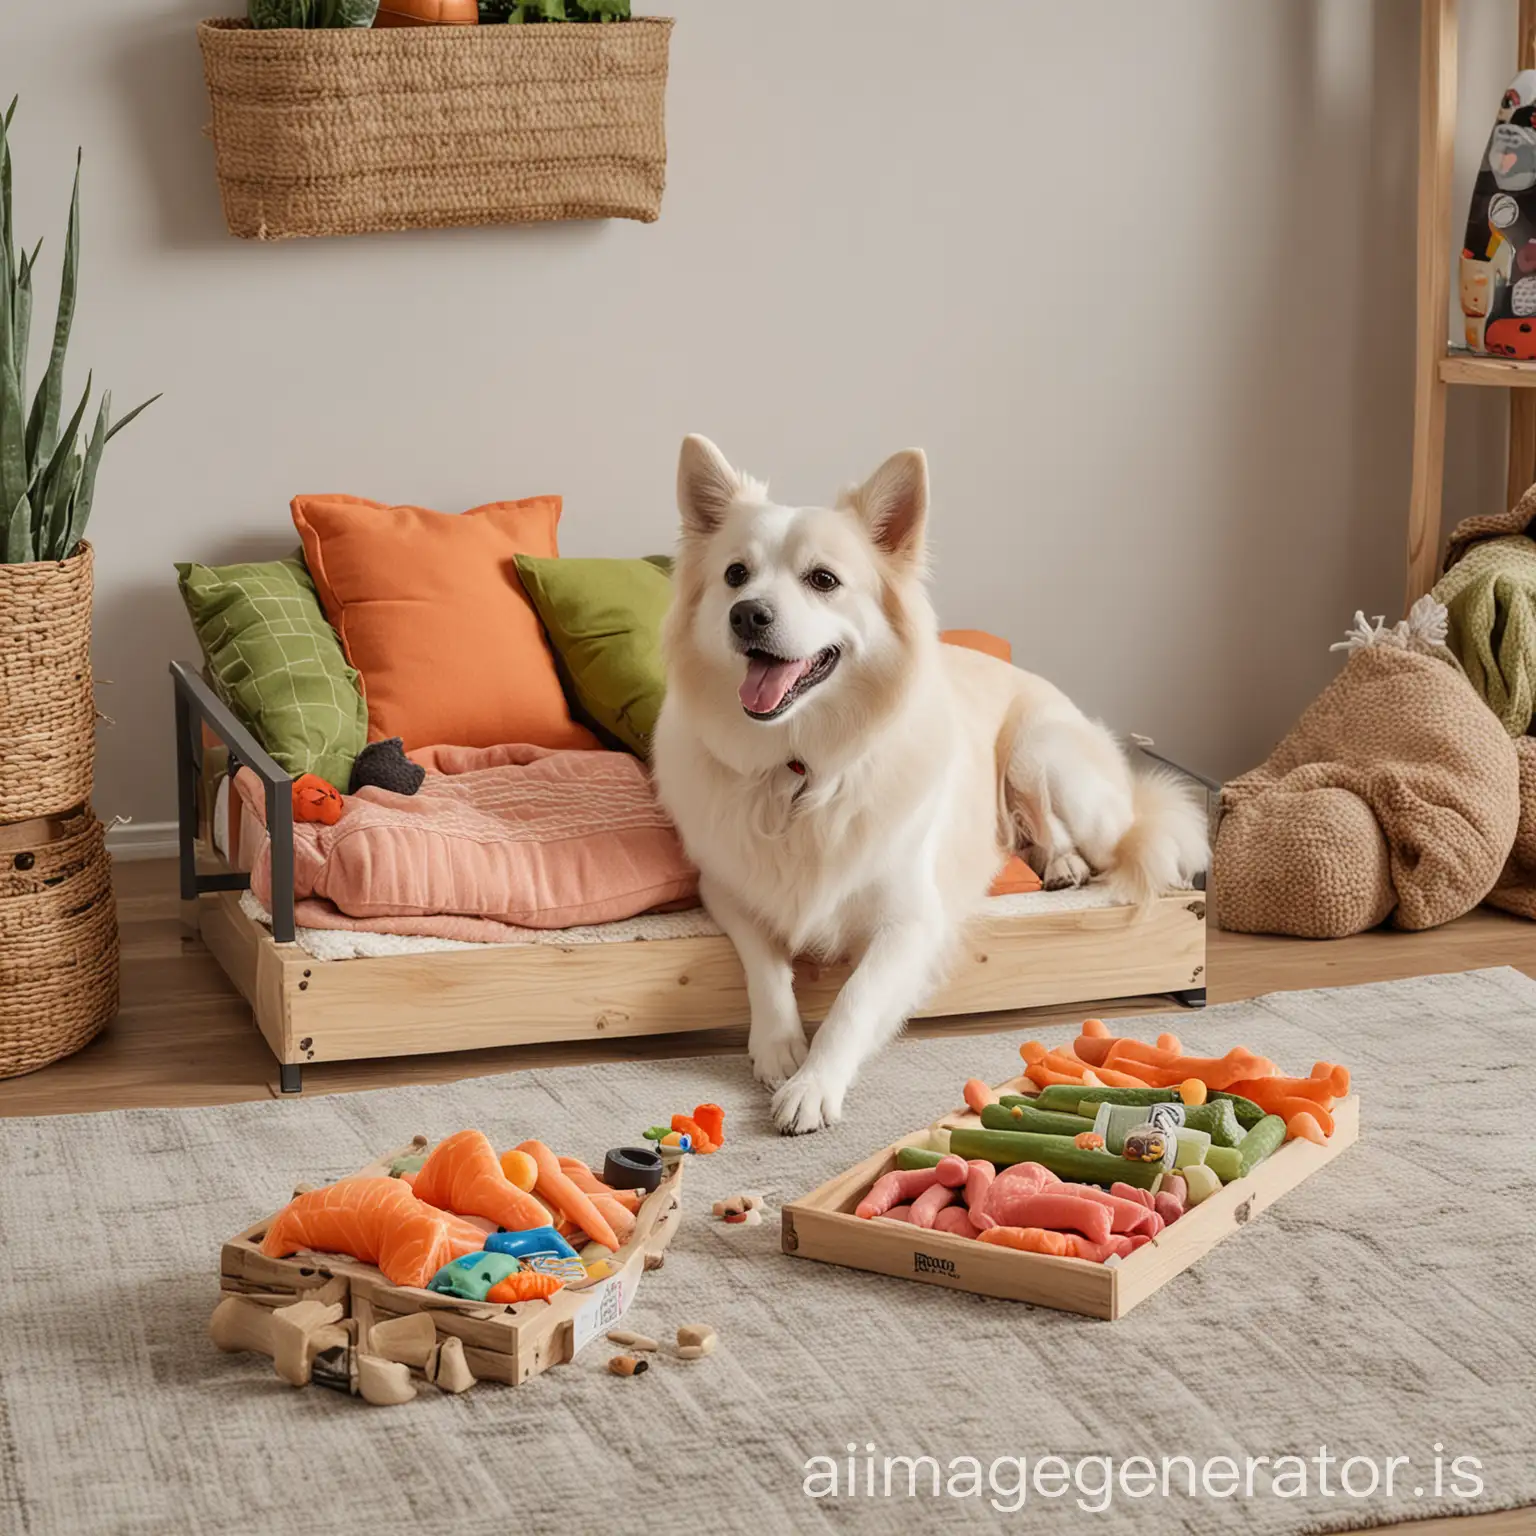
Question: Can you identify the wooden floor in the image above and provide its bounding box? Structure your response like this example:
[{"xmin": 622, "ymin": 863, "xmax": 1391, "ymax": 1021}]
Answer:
[
  {"xmin": 1, "ymin": 860, "xmax": 1532, "ymax": 1118},
  {"xmin": 2, "ymin": 859, "xmax": 1533, "ymax": 1533}
]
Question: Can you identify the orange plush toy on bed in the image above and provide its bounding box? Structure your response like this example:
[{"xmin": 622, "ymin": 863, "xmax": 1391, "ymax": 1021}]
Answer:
[{"xmin": 292, "ymin": 773, "xmax": 343, "ymax": 826}]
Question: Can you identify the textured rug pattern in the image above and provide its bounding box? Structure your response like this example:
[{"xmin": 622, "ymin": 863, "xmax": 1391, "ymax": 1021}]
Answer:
[{"xmin": 2, "ymin": 969, "xmax": 1534, "ymax": 1535}]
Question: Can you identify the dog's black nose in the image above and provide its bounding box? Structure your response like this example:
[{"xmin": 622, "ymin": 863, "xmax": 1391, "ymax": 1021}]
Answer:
[{"xmin": 730, "ymin": 599, "xmax": 774, "ymax": 641}]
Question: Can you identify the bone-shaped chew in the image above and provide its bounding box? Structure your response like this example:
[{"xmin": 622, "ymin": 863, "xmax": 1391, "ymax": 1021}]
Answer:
[
  {"xmin": 368, "ymin": 1312, "xmax": 437, "ymax": 1369},
  {"xmin": 355, "ymin": 1353, "xmax": 416, "ymax": 1406},
  {"xmin": 209, "ymin": 1295, "xmax": 348, "ymax": 1387},
  {"xmin": 425, "ymin": 1336, "xmax": 476, "ymax": 1394}
]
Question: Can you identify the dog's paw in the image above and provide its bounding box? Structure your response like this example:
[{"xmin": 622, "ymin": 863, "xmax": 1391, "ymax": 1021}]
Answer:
[
  {"xmin": 1043, "ymin": 851, "xmax": 1091, "ymax": 890},
  {"xmin": 771, "ymin": 1065, "xmax": 845, "ymax": 1135},
  {"xmin": 749, "ymin": 1024, "xmax": 808, "ymax": 1089}
]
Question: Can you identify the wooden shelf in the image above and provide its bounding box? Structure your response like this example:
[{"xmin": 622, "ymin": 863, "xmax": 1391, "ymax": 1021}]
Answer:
[{"xmin": 1439, "ymin": 351, "xmax": 1536, "ymax": 387}]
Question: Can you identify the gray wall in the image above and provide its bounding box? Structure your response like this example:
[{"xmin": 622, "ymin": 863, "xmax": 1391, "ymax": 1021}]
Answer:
[{"xmin": 0, "ymin": 0, "xmax": 1518, "ymax": 834}]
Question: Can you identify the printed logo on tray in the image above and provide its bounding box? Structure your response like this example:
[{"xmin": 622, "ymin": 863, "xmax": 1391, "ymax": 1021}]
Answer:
[
  {"xmin": 572, "ymin": 1267, "xmax": 633, "ymax": 1355},
  {"xmin": 913, "ymin": 1251, "xmax": 957, "ymax": 1278}
]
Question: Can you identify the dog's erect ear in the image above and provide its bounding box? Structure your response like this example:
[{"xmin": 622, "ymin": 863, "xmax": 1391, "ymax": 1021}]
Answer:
[
  {"xmin": 852, "ymin": 449, "xmax": 928, "ymax": 562},
  {"xmin": 677, "ymin": 435, "xmax": 743, "ymax": 535}
]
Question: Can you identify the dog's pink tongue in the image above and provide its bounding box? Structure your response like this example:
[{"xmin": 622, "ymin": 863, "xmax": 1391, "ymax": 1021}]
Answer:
[{"xmin": 740, "ymin": 656, "xmax": 810, "ymax": 714}]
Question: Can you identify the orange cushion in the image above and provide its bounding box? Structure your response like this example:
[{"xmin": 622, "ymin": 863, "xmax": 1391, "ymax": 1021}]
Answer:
[
  {"xmin": 291, "ymin": 494, "xmax": 599, "ymax": 754},
  {"xmin": 942, "ymin": 628, "xmax": 1012, "ymax": 663},
  {"xmin": 989, "ymin": 854, "xmax": 1043, "ymax": 897}
]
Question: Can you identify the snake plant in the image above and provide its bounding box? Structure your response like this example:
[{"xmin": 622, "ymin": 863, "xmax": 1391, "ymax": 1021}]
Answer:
[
  {"xmin": 480, "ymin": 0, "xmax": 631, "ymax": 21},
  {"xmin": 0, "ymin": 100, "xmax": 158, "ymax": 564},
  {"xmin": 248, "ymin": 0, "xmax": 381, "ymax": 26}
]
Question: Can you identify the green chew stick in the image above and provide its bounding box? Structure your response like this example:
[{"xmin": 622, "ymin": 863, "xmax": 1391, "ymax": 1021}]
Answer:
[
  {"xmin": 1204, "ymin": 1146, "xmax": 1242, "ymax": 1182},
  {"xmin": 1180, "ymin": 1100, "xmax": 1246, "ymax": 1148},
  {"xmin": 895, "ymin": 1146, "xmax": 945, "ymax": 1171},
  {"xmin": 980, "ymin": 1103, "xmax": 1096, "ymax": 1138},
  {"xmin": 1023, "ymin": 1086, "xmax": 1097, "ymax": 1114},
  {"xmin": 1235, "ymin": 1115, "xmax": 1288, "ymax": 1178},
  {"xmin": 947, "ymin": 1127, "xmax": 1163, "ymax": 1190},
  {"xmin": 1210, "ymin": 1090, "xmax": 1268, "ymax": 1128},
  {"xmin": 1071, "ymin": 1087, "xmax": 1183, "ymax": 1110}
]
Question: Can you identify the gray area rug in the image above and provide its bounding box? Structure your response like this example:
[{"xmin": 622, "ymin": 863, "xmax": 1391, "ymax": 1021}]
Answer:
[{"xmin": 2, "ymin": 969, "xmax": 1534, "ymax": 1536}]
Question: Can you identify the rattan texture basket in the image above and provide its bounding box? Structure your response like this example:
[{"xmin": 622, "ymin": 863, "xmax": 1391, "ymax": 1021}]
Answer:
[
  {"xmin": 197, "ymin": 16, "xmax": 673, "ymax": 240},
  {"xmin": 0, "ymin": 808, "xmax": 119, "ymax": 1079},
  {"xmin": 0, "ymin": 542, "xmax": 97, "ymax": 822}
]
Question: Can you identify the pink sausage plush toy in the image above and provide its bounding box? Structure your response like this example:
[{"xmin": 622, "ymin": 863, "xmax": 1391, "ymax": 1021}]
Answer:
[
  {"xmin": 1154, "ymin": 1191, "xmax": 1184, "ymax": 1227},
  {"xmin": 1069, "ymin": 1233, "xmax": 1137, "ymax": 1263},
  {"xmin": 996, "ymin": 1160, "xmax": 1060, "ymax": 1187},
  {"xmin": 1110, "ymin": 1182, "xmax": 1156, "ymax": 1210},
  {"xmin": 910, "ymin": 1180, "xmax": 960, "ymax": 1229},
  {"xmin": 933, "ymin": 1205, "xmax": 981, "ymax": 1239},
  {"xmin": 876, "ymin": 1204, "xmax": 915, "ymax": 1223},
  {"xmin": 856, "ymin": 1155, "xmax": 968, "ymax": 1220},
  {"xmin": 980, "ymin": 1189, "xmax": 1115, "ymax": 1245},
  {"xmin": 1055, "ymin": 1183, "xmax": 1160, "ymax": 1235},
  {"xmin": 963, "ymin": 1159, "xmax": 995, "ymax": 1212}
]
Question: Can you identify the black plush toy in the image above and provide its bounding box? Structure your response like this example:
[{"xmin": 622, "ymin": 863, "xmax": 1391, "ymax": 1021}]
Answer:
[{"xmin": 348, "ymin": 738, "xmax": 425, "ymax": 796}]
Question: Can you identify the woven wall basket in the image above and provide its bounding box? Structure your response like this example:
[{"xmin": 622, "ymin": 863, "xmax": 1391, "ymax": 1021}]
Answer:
[
  {"xmin": 0, "ymin": 542, "xmax": 96, "ymax": 822},
  {"xmin": 197, "ymin": 16, "xmax": 673, "ymax": 240},
  {"xmin": 0, "ymin": 808, "xmax": 119, "ymax": 1079}
]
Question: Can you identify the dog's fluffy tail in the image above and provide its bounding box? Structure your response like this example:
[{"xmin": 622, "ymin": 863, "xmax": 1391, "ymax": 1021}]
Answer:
[{"xmin": 1102, "ymin": 766, "xmax": 1210, "ymax": 912}]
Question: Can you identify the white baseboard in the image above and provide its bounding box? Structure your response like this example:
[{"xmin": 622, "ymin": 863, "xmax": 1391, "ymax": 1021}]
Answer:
[{"xmin": 107, "ymin": 820, "xmax": 179, "ymax": 861}]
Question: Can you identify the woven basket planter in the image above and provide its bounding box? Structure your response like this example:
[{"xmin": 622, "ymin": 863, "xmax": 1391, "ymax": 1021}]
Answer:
[
  {"xmin": 0, "ymin": 542, "xmax": 96, "ymax": 822},
  {"xmin": 197, "ymin": 16, "xmax": 673, "ymax": 240},
  {"xmin": 0, "ymin": 808, "xmax": 119, "ymax": 1078}
]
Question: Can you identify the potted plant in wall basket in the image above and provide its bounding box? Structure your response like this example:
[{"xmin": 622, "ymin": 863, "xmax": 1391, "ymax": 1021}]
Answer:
[
  {"xmin": 198, "ymin": 0, "xmax": 673, "ymax": 240},
  {"xmin": 0, "ymin": 99, "xmax": 158, "ymax": 1077}
]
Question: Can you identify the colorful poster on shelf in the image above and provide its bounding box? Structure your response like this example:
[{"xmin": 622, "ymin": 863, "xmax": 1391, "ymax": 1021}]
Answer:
[{"xmin": 1461, "ymin": 69, "xmax": 1536, "ymax": 357}]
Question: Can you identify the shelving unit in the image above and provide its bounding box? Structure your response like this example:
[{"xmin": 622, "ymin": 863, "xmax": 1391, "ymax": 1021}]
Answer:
[{"xmin": 1408, "ymin": 0, "xmax": 1536, "ymax": 599}]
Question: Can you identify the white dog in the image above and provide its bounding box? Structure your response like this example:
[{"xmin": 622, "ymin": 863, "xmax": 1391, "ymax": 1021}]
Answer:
[{"xmin": 652, "ymin": 437, "xmax": 1208, "ymax": 1134}]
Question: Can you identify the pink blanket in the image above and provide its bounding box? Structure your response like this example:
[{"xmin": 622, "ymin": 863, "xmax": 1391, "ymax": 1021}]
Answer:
[{"xmin": 236, "ymin": 743, "xmax": 699, "ymax": 943}]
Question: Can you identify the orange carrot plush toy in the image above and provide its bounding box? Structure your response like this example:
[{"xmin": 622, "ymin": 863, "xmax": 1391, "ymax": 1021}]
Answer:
[{"xmin": 292, "ymin": 773, "xmax": 343, "ymax": 826}]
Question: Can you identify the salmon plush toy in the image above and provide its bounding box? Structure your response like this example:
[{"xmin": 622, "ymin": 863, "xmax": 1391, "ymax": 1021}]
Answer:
[{"xmin": 292, "ymin": 773, "xmax": 343, "ymax": 826}]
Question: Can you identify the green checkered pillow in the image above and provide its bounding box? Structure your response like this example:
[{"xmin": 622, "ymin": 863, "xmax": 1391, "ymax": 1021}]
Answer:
[{"xmin": 176, "ymin": 552, "xmax": 367, "ymax": 790}]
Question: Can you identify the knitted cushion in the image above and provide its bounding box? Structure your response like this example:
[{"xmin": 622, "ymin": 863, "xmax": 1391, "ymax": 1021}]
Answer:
[{"xmin": 1213, "ymin": 647, "xmax": 1520, "ymax": 937}]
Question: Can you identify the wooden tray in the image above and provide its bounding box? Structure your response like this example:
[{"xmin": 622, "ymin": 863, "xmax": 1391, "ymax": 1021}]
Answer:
[
  {"xmin": 219, "ymin": 1137, "xmax": 683, "ymax": 1385},
  {"xmin": 781, "ymin": 1077, "xmax": 1359, "ymax": 1320}
]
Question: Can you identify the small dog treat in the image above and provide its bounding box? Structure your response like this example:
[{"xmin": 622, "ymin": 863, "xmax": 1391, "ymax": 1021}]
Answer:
[
  {"xmin": 675, "ymin": 1324, "xmax": 717, "ymax": 1358},
  {"xmin": 605, "ymin": 1329, "xmax": 658, "ymax": 1351},
  {"xmin": 711, "ymin": 1193, "xmax": 764, "ymax": 1226},
  {"xmin": 608, "ymin": 1354, "xmax": 649, "ymax": 1377}
]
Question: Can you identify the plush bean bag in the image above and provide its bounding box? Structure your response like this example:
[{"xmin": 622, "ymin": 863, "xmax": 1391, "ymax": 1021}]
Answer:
[
  {"xmin": 1435, "ymin": 534, "xmax": 1536, "ymax": 737},
  {"xmin": 1488, "ymin": 736, "xmax": 1536, "ymax": 921},
  {"xmin": 1213, "ymin": 643, "xmax": 1520, "ymax": 937},
  {"xmin": 1439, "ymin": 487, "xmax": 1536, "ymax": 920}
]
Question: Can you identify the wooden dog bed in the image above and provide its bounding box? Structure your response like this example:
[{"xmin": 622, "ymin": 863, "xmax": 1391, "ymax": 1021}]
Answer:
[{"xmin": 173, "ymin": 663, "xmax": 1207, "ymax": 1092}]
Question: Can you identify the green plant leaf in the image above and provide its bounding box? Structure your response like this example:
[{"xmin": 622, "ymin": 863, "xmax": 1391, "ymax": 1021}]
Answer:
[
  {"xmin": 13, "ymin": 241, "xmax": 32, "ymax": 406},
  {"xmin": 63, "ymin": 388, "xmax": 108, "ymax": 556},
  {"xmin": 3, "ymin": 488, "xmax": 31, "ymax": 563},
  {"xmin": 25, "ymin": 150, "xmax": 79, "ymax": 473},
  {"xmin": 0, "ymin": 99, "xmax": 15, "ymax": 282},
  {"xmin": 323, "ymin": 0, "xmax": 380, "ymax": 24},
  {"xmin": 32, "ymin": 374, "xmax": 90, "ymax": 555},
  {"xmin": 0, "ymin": 338, "xmax": 26, "ymax": 520},
  {"xmin": 31, "ymin": 369, "xmax": 90, "ymax": 502},
  {"xmin": 42, "ymin": 450, "xmax": 79, "ymax": 561},
  {"xmin": 104, "ymin": 391, "xmax": 160, "ymax": 443}
]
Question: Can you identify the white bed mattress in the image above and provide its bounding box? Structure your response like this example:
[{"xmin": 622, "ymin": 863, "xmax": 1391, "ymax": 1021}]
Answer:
[{"xmin": 237, "ymin": 884, "xmax": 1126, "ymax": 963}]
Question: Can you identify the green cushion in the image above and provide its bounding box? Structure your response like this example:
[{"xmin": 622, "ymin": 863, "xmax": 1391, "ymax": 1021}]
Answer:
[
  {"xmin": 176, "ymin": 552, "xmax": 368, "ymax": 790},
  {"xmin": 515, "ymin": 554, "xmax": 671, "ymax": 757}
]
